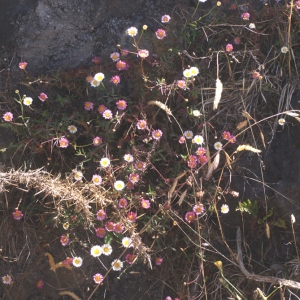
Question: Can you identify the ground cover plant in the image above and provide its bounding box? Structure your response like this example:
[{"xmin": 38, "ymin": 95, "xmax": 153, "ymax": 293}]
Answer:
[{"xmin": 1, "ymin": 0, "xmax": 300, "ymax": 299}]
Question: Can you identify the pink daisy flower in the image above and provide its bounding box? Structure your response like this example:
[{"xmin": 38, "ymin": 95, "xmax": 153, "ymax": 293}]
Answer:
[
  {"xmin": 195, "ymin": 147, "xmax": 206, "ymax": 156},
  {"xmin": 110, "ymin": 75, "xmax": 120, "ymax": 85},
  {"xmin": 96, "ymin": 209, "xmax": 106, "ymax": 221},
  {"xmin": 92, "ymin": 56, "xmax": 101, "ymax": 64},
  {"xmin": 136, "ymin": 120, "xmax": 147, "ymax": 130},
  {"xmin": 198, "ymin": 155, "xmax": 208, "ymax": 165},
  {"xmin": 124, "ymin": 154, "xmax": 134, "ymax": 162},
  {"xmin": 103, "ymin": 109, "xmax": 113, "ymax": 119},
  {"xmin": 127, "ymin": 181, "xmax": 135, "ymax": 190},
  {"xmin": 193, "ymin": 203, "xmax": 205, "ymax": 215},
  {"xmin": 86, "ymin": 76, "xmax": 93, "ymax": 83},
  {"xmin": 93, "ymin": 136, "xmax": 102, "ymax": 146},
  {"xmin": 92, "ymin": 174, "xmax": 102, "ymax": 185},
  {"xmin": 161, "ymin": 14, "xmax": 171, "ymax": 23},
  {"xmin": 116, "ymin": 100, "xmax": 127, "ymax": 110},
  {"xmin": 114, "ymin": 223, "xmax": 124, "ymax": 233},
  {"xmin": 95, "ymin": 227, "xmax": 106, "ymax": 238},
  {"xmin": 141, "ymin": 199, "xmax": 150, "ymax": 209},
  {"xmin": 233, "ymin": 37, "xmax": 241, "ymax": 45},
  {"xmin": 222, "ymin": 131, "xmax": 231, "ymax": 140},
  {"xmin": 63, "ymin": 257, "xmax": 73, "ymax": 266},
  {"xmin": 185, "ymin": 211, "xmax": 196, "ymax": 223},
  {"xmin": 19, "ymin": 61, "xmax": 27, "ymax": 69},
  {"xmin": 59, "ymin": 137, "xmax": 69, "ymax": 148},
  {"xmin": 105, "ymin": 222, "xmax": 115, "ymax": 232},
  {"xmin": 84, "ymin": 102, "xmax": 94, "ymax": 111},
  {"xmin": 179, "ymin": 136, "xmax": 185, "ymax": 144},
  {"xmin": 93, "ymin": 273, "xmax": 104, "ymax": 284},
  {"xmin": 155, "ymin": 257, "xmax": 163, "ymax": 265},
  {"xmin": 138, "ymin": 49, "xmax": 149, "ymax": 58},
  {"xmin": 129, "ymin": 173, "xmax": 140, "ymax": 184},
  {"xmin": 110, "ymin": 52, "xmax": 120, "ymax": 62},
  {"xmin": 241, "ymin": 12, "xmax": 250, "ymax": 20},
  {"xmin": 121, "ymin": 49, "xmax": 129, "ymax": 57},
  {"xmin": 177, "ymin": 80, "xmax": 186, "ymax": 89},
  {"xmin": 98, "ymin": 104, "xmax": 107, "ymax": 114},
  {"xmin": 152, "ymin": 129, "xmax": 163, "ymax": 140},
  {"xmin": 127, "ymin": 211, "xmax": 137, "ymax": 223},
  {"xmin": 135, "ymin": 161, "xmax": 146, "ymax": 171},
  {"xmin": 116, "ymin": 60, "xmax": 129, "ymax": 71},
  {"xmin": 38, "ymin": 93, "xmax": 48, "ymax": 102},
  {"xmin": 3, "ymin": 112, "xmax": 13, "ymax": 122},
  {"xmin": 229, "ymin": 135, "xmax": 236, "ymax": 143},
  {"xmin": 12, "ymin": 209, "xmax": 23, "ymax": 220},
  {"xmin": 155, "ymin": 29, "xmax": 167, "ymax": 39},
  {"xmin": 36, "ymin": 280, "xmax": 44, "ymax": 289},
  {"xmin": 126, "ymin": 253, "xmax": 136, "ymax": 264},
  {"xmin": 60, "ymin": 235, "xmax": 70, "ymax": 246},
  {"xmin": 226, "ymin": 44, "xmax": 233, "ymax": 52},
  {"xmin": 118, "ymin": 198, "xmax": 128, "ymax": 208}
]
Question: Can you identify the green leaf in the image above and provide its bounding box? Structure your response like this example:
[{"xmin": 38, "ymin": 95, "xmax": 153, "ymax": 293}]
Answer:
[
  {"xmin": 272, "ymin": 218, "xmax": 287, "ymax": 228},
  {"xmin": 104, "ymin": 232, "xmax": 113, "ymax": 244},
  {"xmin": 236, "ymin": 199, "xmax": 258, "ymax": 218}
]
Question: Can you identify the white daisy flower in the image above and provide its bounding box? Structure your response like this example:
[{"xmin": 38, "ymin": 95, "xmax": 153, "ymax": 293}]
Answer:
[
  {"xmin": 192, "ymin": 110, "xmax": 201, "ymax": 117},
  {"xmin": 112, "ymin": 259, "xmax": 123, "ymax": 271},
  {"xmin": 278, "ymin": 118, "xmax": 285, "ymax": 126},
  {"xmin": 72, "ymin": 257, "xmax": 83, "ymax": 267},
  {"xmin": 183, "ymin": 130, "xmax": 194, "ymax": 139},
  {"xmin": 91, "ymin": 79, "xmax": 101, "ymax": 87},
  {"xmin": 100, "ymin": 157, "xmax": 110, "ymax": 168},
  {"xmin": 193, "ymin": 135, "xmax": 204, "ymax": 145},
  {"xmin": 74, "ymin": 170, "xmax": 83, "ymax": 181},
  {"xmin": 91, "ymin": 245, "xmax": 103, "ymax": 257},
  {"xmin": 220, "ymin": 204, "xmax": 229, "ymax": 214},
  {"xmin": 2, "ymin": 275, "xmax": 12, "ymax": 285},
  {"xmin": 102, "ymin": 244, "xmax": 113, "ymax": 256},
  {"xmin": 68, "ymin": 125, "xmax": 77, "ymax": 134},
  {"xmin": 23, "ymin": 97, "xmax": 33, "ymax": 106},
  {"xmin": 126, "ymin": 27, "xmax": 138, "ymax": 37},
  {"xmin": 190, "ymin": 66, "xmax": 199, "ymax": 77},
  {"xmin": 214, "ymin": 141, "xmax": 223, "ymax": 150},
  {"xmin": 122, "ymin": 237, "xmax": 133, "ymax": 248},
  {"xmin": 183, "ymin": 69, "xmax": 192, "ymax": 78},
  {"xmin": 63, "ymin": 222, "xmax": 69, "ymax": 230},
  {"xmin": 114, "ymin": 180, "xmax": 125, "ymax": 191},
  {"xmin": 94, "ymin": 72, "xmax": 105, "ymax": 82},
  {"xmin": 281, "ymin": 46, "xmax": 288, "ymax": 54}
]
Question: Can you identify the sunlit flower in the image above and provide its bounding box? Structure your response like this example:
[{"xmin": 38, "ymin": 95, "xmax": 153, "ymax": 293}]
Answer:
[
  {"xmin": 121, "ymin": 49, "xmax": 129, "ymax": 56},
  {"xmin": 95, "ymin": 227, "xmax": 106, "ymax": 238},
  {"xmin": 155, "ymin": 257, "xmax": 163, "ymax": 265},
  {"xmin": 118, "ymin": 198, "xmax": 128, "ymax": 208},
  {"xmin": 2, "ymin": 275, "xmax": 12, "ymax": 285},
  {"xmin": 193, "ymin": 203, "xmax": 205, "ymax": 215},
  {"xmin": 116, "ymin": 100, "xmax": 127, "ymax": 110},
  {"xmin": 93, "ymin": 136, "xmax": 102, "ymax": 146},
  {"xmin": 98, "ymin": 104, "xmax": 107, "ymax": 114},
  {"xmin": 38, "ymin": 93, "xmax": 48, "ymax": 102},
  {"xmin": 74, "ymin": 170, "xmax": 83, "ymax": 181},
  {"xmin": 220, "ymin": 204, "xmax": 229, "ymax": 214},
  {"xmin": 60, "ymin": 234, "xmax": 70, "ymax": 246},
  {"xmin": 110, "ymin": 52, "xmax": 120, "ymax": 62},
  {"xmin": 59, "ymin": 137, "xmax": 69, "ymax": 148},
  {"xmin": 141, "ymin": 199, "xmax": 150, "ymax": 209},
  {"xmin": 12, "ymin": 209, "xmax": 23, "ymax": 220},
  {"xmin": 214, "ymin": 141, "xmax": 223, "ymax": 150},
  {"xmin": 136, "ymin": 120, "xmax": 147, "ymax": 130},
  {"xmin": 63, "ymin": 222, "xmax": 69, "ymax": 230},
  {"xmin": 94, "ymin": 72, "xmax": 105, "ymax": 82},
  {"xmin": 93, "ymin": 273, "xmax": 104, "ymax": 284},
  {"xmin": 179, "ymin": 136, "xmax": 185, "ymax": 144},
  {"xmin": 135, "ymin": 161, "xmax": 146, "ymax": 171},
  {"xmin": 155, "ymin": 29, "xmax": 167, "ymax": 39},
  {"xmin": 198, "ymin": 155, "xmax": 208, "ymax": 165},
  {"xmin": 126, "ymin": 27, "xmax": 138, "ymax": 37},
  {"xmin": 177, "ymin": 80, "xmax": 186, "ymax": 89},
  {"xmin": 233, "ymin": 37, "xmax": 241, "ymax": 45},
  {"xmin": 102, "ymin": 244, "xmax": 113, "ymax": 256},
  {"xmin": 143, "ymin": 24, "xmax": 148, "ymax": 30},
  {"xmin": 185, "ymin": 211, "xmax": 196, "ymax": 223},
  {"xmin": 110, "ymin": 75, "xmax": 120, "ymax": 85},
  {"xmin": 23, "ymin": 97, "xmax": 33, "ymax": 106},
  {"xmin": 152, "ymin": 129, "xmax": 163, "ymax": 140},
  {"xmin": 217, "ymin": 1, "xmax": 221, "ymax": 5},
  {"xmin": 92, "ymin": 56, "xmax": 101, "ymax": 64},
  {"xmin": 114, "ymin": 222, "xmax": 124, "ymax": 233},
  {"xmin": 105, "ymin": 222, "xmax": 115, "ymax": 232},
  {"xmin": 114, "ymin": 180, "xmax": 125, "ymax": 191},
  {"xmin": 96, "ymin": 209, "xmax": 106, "ymax": 221},
  {"xmin": 281, "ymin": 46, "xmax": 288, "ymax": 54},
  {"xmin": 103, "ymin": 109, "xmax": 113, "ymax": 119},
  {"xmin": 127, "ymin": 211, "xmax": 137, "ymax": 222},
  {"xmin": 226, "ymin": 44, "xmax": 233, "ymax": 52},
  {"xmin": 129, "ymin": 173, "xmax": 139, "ymax": 183},
  {"xmin": 190, "ymin": 67, "xmax": 199, "ymax": 76},
  {"xmin": 124, "ymin": 154, "xmax": 134, "ymax": 162},
  {"xmin": 241, "ymin": 12, "xmax": 250, "ymax": 20},
  {"xmin": 116, "ymin": 60, "xmax": 129, "ymax": 70},
  {"xmin": 184, "ymin": 130, "xmax": 193, "ymax": 139},
  {"xmin": 91, "ymin": 78, "xmax": 101, "ymax": 87},
  {"xmin": 195, "ymin": 147, "xmax": 206, "ymax": 156},
  {"xmin": 112, "ymin": 259, "xmax": 123, "ymax": 271},
  {"xmin": 68, "ymin": 125, "xmax": 77, "ymax": 134},
  {"xmin": 161, "ymin": 14, "xmax": 171, "ymax": 23},
  {"xmin": 100, "ymin": 157, "xmax": 110, "ymax": 168},
  {"xmin": 92, "ymin": 175, "xmax": 102, "ymax": 185},
  {"xmin": 138, "ymin": 49, "xmax": 149, "ymax": 58},
  {"xmin": 84, "ymin": 102, "xmax": 93, "ymax": 111},
  {"xmin": 3, "ymin": 112, "xmax": 13, "ymax": 122},
  {"xmin": 36, "ymin": 279, "xmax": 44, "ymax": 289},
  {"xmin": 91, "ymin": 245, "xmax": 103, "ymax": 257},
  {"xmin": 19, "ymin": 61, "xmax": 27, "ymax": 69},
  {"xmin": 72, "ymin": 257, "xmax": 83, "ymax": 267},
  {"xmin": 278, "ymin": 118, "xmax": 285, "ymax": 126},
  {"xmin": 183, "ymin": 69, "xmax": 192, "ymax": 78},
  {"xmin": 122, "ymin": 237, "xmax": 133, "ymax": 248},
  {"xmin": 193, "ymin": 135, "xmax": 204, "ymax": 145},
  {"xmin": 126, "ymin": 253, "xmax": 136, "ymax": 264}
]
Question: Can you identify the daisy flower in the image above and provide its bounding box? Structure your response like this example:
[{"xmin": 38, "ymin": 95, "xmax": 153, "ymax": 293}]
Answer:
[
  {"xmin": 226, "ymin": 44, "xmax": 233, "ymax": 52},
  {"xmin": 93, "ymin": 136, "xmax": 102, "ymax": 146},
  {"xmin": 86, "ymin": 75, "xmax": 93, "ymax": 83},
  {"xmin": 91, "ymin": 245, "xmax": 103, "ymax": 257},
  {"xmin": 135, "ymin": 161, "xmax": 146, "ymax": 171},
  {"xmin": 98, "ymin": 104, "xmax": 107, "ymax": 114},
  {"xmin": 121, "ymin": 49, "xmax": 129, "ymax": 56},
  {"xmin": 193, "ymin": 135, "xmax": 204, "ymax": 145},
  {"xmin": 138, "ymin": 49, "xmax": 149, "ymax": 58},
  {"xmin": 116, "ymin": 100, "xmax": 127, "ymax": 110},
  {"xmin": 2, "ymin": 275, "xmax": 12, "ymax": 285},
  {"xmin": 3, "ymin": 112, "xmax": 13, "ymax": 122},
  {"xmin": 96, "ymin": 209, "xmax": 106, "ymax": 221},
  {"xmin": 91, "ymin": 78, "xmax": 101, "ymax": 87},
  {"xmin": 114, "ymin": 222, "xmax": 124, "ymax": 233},
  {"xmin": 155, "ymin": 257, "xmax": 163, "ymax": 265},
  {"xmin": 112, "ymin": 259, "xmax": 123, "ymax": 271},
  {"xmin": 126, "ymin": 253, "xmax": 136, "ymax": 264},
  {"xmin": 252, "ymin": 71, "xmax": 260, "ymax": 79},
  {"xmin": 241, "ymin": 12, "xmax": 250, "ymax": 20},
  {"xmin": 184, "ymin": 130, "xmax": 193, "ymax": 139},
  {"xmin": 92, "ymin": 56, "xmax": 101, "ymax": 64},
  {"xmin": 129, "ymin": 173, "xmax": 139, "ymax": 183},
  {"xmin": 110, "ymin": 52, "xmax": 120, "ymax": 62},
  {"xmin": 188, "ymin": 156, "xmax": 197, "ymax": 168},
  {"xmin": 102, "ymin": 109, "xmax": 113, "ymax": 119},
  {"xmin": 63, "ymin": 222, "xmax": 69, "ymax": 230},
  {"xmin": 94, "ymin": 72, "xmax": 105, "ymax": 82},
  {"xmin": 100, "ymin": 157, "xmax": 110, "ymax": 168},
  {"xmin": 60, "ymin": 235, "xmax": 70, "ymax": 246},
  {"xmin": 84, "ymin": 102, "xmax": 93, "ymax": 111},
  {"xmin": 63, "ymin": 257, "xmax": 73, "ymax": 266},
  {"xmin": 93, "ymin": 273, "xmax": 104, "ymax": 284},
  {"xmin": 192, "ymin": 110, "xmax": 201, "ymax": 117},
  {"xmin": 68, "ymin": 125, "xmax": 77, "ymax": 133},
  {"xmin": 195, "ymin": 147, "xmax": 206, "ymax": 156},
  {"xmin": 156, "ymin": 29, "xmax": 167, "ymax": 39},
  {"xmin": 105, "ymin": 222, "xmax": 115, "ymax": 232},
  {"xmin": 183, "ymin": 69, "xmax": 192, "ymax": 78},
  {"xmin": 19, "ymin": 61, "xmax": 27, "ymax": 69},
  {"xmin": 116, "ymin": 60, "xmax": 129, "ymax": 70},
  {"xmin": 127, "ymin": 181, "xmax": 135, "ymax": 190},
  {"xmin": 161, "ymin": 14, "xmax": 171, "ymax": 23},
  {"xmin": 281, "ymin": 46, "xmax": 288, "ymax": 54},
  {"xmin": 228, "ymin": 135, "xmax": 236, "ymax": 144},
  {"xmin": 222, "ymin": 131, "xmax": 231, "ymax": 140},
  {"xmin": 278, "ymin": 118, "xmax": 285, "ymax": 126},
  {"xmin": 95, "ymin": 227, "xmax": 106, "ymax": 238},
  {"xmin": 136, "ymin": 119, "xmax": 147, "ymax": 130},
  {"xmin": 124, "ymin": 154, "xmax": 134, "ymax": 162},
  {"xmin": 92, "ymin": 175, "xmax": 102, "ymax": 185},
  {"xmin": 72, "ymin": 257, "xmax": 83, "ymax": 267},
  {"xmin": 249, "ymin": 23, "xmax": 256, "ymax": 29},
  {"xmin": 214, "ymin": 141, "xmax": 223, "ymax": 150},
  {"xmin": 185, "ymin": 211, "xmax": 196, "ymax": 223},
  {"xmin": 102, "ymin": 244, "xmax": 113, "ymax": 256},
  {"xmin": 74, "ymin": 170, "xmax": 83, "ymax": 181},
  {"xmin": 190, "ymin": 66, "xmax": 199, "ymax": 76},
  {"xmin": 36, "ymin": 279, "xmax": 44, "ymax": 289},
  {"xmin": 118, "ymin": 198, "xmax": 128, "ymax": 208},
  {"xmin": 141, "ymin": 199, "xmax": 150, "ymax": 209},
  {"xmin": 23, "ymin": 97, "xmax": 33, "ymax": 106},
  {"xmin": 110, "ymin": 75, "xmax": 120, "ymax": 85},
  {"xmin": 122, "ymin": 237, "xmax": 132, "ymax": 248},
  {"xmin": 152, "ymin": 129, "xmax": 163, "ymax": 140},
  {"xmin": 114, "ymin": 180, "xmax": 125, "ymax": 191},
  {"xmin": 177, "ymin": 80, "xmax": 186, "ymax": 89},
  {"xmin": 193, "ymin": 203, "xmax": 205, "ymax": 215},
  {"xmin": 220, "ymin": 204, "xmax": 229, "ymax": 214},
  {"xmin": 126, "ymin": 26, "xmax": 138, "ymax": 37},
  {"xmin": 127, "ymin": 211, "xmax": 137, "ymax": 222},
  {"xmin": 178, "ymin": 136, "xmax": 185, "ymax": 144},
  {"xmin": 143, "ymin": 25, "xmax": 148, "ymax": 30},
  {"xmin": 233, "ymin": 37, "xmax": 241, "ymax": 45},
  {"xmin": 59, "ymin": 137, "xmax": 69, "ymax": 148},
  {"xmin": 38, "ymin": 93, "xmax": 48, "ymax": 102},
  {"xmin": 198, "ymin": 155, "xmax": 208, "ymax": 165},
  {"xmin": 12, "ymin": 209, "xmax": 23, "ymax": 220}
]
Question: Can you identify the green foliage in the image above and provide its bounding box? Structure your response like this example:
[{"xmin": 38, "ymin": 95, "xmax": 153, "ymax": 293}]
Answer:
[{"xmin": 236, "ymin": 199, "xmax": 258, "ymax": 218}]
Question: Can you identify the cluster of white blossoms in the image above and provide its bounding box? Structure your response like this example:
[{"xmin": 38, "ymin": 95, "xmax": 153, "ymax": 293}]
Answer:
[
  {"xmin": 90, "ymin": 72, "xmax": 105, "ymax": 87},
  {"xmin": 183, "ymin": 66, "xmax": 199, "ymax": 78}
]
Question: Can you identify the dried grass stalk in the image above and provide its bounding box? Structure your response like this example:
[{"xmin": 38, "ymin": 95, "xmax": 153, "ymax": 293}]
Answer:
[
  {"xmin": 213, "ymin": 79, "xmax": 223, "ymax": 110},
  {"xmin": 59, "ymin": 291, "xmax": 81, "ymax": 300}
]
